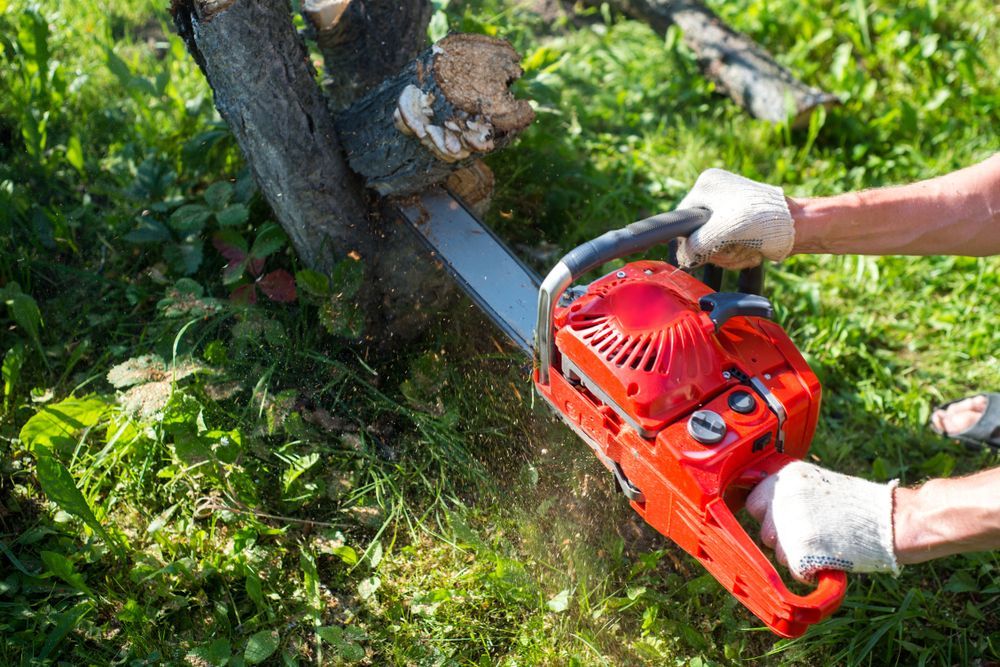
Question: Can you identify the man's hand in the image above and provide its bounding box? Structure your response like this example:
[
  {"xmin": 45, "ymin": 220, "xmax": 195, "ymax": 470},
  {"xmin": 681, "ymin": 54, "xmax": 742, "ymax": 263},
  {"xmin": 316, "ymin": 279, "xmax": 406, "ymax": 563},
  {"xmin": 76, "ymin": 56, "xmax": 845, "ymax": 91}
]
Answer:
[
  {"xmin": 676, "ymin": 168, "xmax": 795, "ymax": 269},
  {"xmin": 745, "ymin": 461, "xmax": 900, "ymax": 582}
]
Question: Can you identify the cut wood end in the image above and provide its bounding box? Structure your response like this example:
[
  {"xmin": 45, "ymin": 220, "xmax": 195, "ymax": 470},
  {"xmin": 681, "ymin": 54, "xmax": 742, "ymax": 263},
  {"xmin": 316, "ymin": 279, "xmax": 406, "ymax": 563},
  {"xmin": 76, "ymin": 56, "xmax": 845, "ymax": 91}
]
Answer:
[
  {"xmin": 433, "ymin": 33, "xmax": 535, "ymax": 134},
  {"xmin": 302, "ymin": 0, "xmax": 352, "ymax": 31},
  {"xmin": 446, "ymin": 160, "xmax": 495, "ymax": 216},
  {"xmin": 789, "ymin": 92, "xmax": 841, "ymax": 129}
]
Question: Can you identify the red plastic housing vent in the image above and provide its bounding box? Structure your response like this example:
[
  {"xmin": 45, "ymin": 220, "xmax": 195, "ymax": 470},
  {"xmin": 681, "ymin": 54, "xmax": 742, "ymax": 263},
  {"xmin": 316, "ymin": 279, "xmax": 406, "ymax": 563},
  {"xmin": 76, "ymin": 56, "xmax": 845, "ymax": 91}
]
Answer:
[{"xmin": 555, "ymin": 262, "xmax": 736, "ymax": 435}]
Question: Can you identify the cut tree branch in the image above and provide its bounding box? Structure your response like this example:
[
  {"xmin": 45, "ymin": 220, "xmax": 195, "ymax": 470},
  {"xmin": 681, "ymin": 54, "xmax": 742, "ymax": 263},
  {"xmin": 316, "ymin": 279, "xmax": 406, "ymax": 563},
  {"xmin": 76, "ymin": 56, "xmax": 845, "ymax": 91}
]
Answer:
[
  {"xmin": 611, "ymin": 0, "xmax": 839, "ymax": 127},
  {"xmin": 335, "ymin": 33, "xmax": 535, "ymax": 196}
]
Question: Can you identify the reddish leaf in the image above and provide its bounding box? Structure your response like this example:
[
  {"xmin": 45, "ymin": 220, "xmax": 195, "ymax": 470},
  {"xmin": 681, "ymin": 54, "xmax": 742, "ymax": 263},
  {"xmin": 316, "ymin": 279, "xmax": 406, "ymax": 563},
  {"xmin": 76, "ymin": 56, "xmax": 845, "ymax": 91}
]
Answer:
[
  {"xmin": 257, "ymin": 269, "xmax": 297, "ymax": 303},
  {"xmin": 247, "ymin": 256, "xmax": 267, "ymax": 278},
  {"xmin": 230, "ymin": 283, "xmax": 257, "ymax": 305},
  {"xmin": 223, "ymin": 259, "xmax": 248, "ymax": 285},
  {"xmin": 212, "ymin": 231, "xmax": 247, "ymax": 264}
]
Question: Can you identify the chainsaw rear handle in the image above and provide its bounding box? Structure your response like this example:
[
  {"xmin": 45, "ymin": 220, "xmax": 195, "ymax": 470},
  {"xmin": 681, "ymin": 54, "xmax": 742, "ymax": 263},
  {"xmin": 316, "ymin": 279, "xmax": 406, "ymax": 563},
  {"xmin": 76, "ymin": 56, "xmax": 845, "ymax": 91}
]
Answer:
[
  {"xmin": 712, "ymin": 453, "xmax": 848, "ymax": 636},
  {"xmin": 536, "ymin": 207, "xmax": 761, "ymax": 384}
]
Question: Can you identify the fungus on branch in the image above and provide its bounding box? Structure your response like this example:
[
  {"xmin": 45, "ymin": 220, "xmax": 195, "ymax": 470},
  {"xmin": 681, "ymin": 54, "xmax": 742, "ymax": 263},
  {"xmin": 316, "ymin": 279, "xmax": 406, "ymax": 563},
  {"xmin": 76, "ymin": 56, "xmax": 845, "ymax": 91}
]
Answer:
[{"xmin": 336, "ymin": 33, "xmax": 534, "ymax": 197}]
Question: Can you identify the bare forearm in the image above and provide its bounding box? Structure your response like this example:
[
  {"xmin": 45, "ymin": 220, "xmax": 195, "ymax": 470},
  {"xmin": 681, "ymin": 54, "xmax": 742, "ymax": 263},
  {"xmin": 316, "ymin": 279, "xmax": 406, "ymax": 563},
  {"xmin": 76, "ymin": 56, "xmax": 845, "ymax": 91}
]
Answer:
[
  {"xmin": 893, "ymin": 466, "xmax": 1000, "ymax": 564},
  {"xmin": 789, "ymin": 153, "xmax": 1000, "ymax": 257}
]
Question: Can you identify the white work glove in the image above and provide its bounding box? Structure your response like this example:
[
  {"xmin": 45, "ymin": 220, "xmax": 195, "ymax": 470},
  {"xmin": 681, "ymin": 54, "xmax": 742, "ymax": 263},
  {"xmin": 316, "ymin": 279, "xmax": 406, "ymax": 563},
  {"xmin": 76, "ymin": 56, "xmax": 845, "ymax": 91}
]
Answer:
[
  {"xmin": 746, "ymin": 461, "xmax": 900, "ymax": 583},
  {"xmin": 676, "ymin": 168, "xmax": 795, "ymax": 269}
]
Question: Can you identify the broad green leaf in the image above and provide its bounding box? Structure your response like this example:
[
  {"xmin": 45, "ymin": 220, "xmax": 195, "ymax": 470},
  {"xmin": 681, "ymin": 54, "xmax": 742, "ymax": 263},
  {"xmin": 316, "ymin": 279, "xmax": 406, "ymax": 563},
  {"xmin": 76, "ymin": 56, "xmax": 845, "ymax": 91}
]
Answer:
[
  {"xmin": 282, "ymin": 452, "xmax": 319, "ymax": 492},
  {"xmin": 249, "ymin": 222, "xmax": 287, "ymax": 259},
  {"xmin": 20, "ymin": 396, "xmax": 109, "ymax": 453},
  {"xmin": 244, "ymin": 630, "xmax": 279, "ymax": 665},
  {"xmin": 203, "ymin": 181, "xmax": 234, "ymax": 210},
  {"xmin": 216, "ymin": 203, "xmax": 249, "ymax": 227},
  {"xmin": 2, "ymin": 283, "xmax": 44, "ymax": 354},
  {"xmin": 295, "ymin": 269, "xmax": 330, "ymax": 298},
  {"xmin": 38, "ymin": 601, "xmax": 92, "ymax": 660},
  {"xmin": 547, "ymin": 588, "xmax": 571, "ymax": 613},
  {"xmin": 164, "ymin": 240, "xmax": 204, "ymax": 275},
  {"xmin": 40, "ymin": 550, "xmax": 92, "ymax": 595},
  {"xmin": 125, "ymin": 217, "xmax": 172, "ymax": 244},
  {"xmin": 317, "ymin": 626, "xmax": 366, "ymax": 662},
  {"xmin": 128, "ymin": 157, "xmax": 176, "ymax": 200},
  {"xmin": 33, "ymin": 445, "xmax": 116, "ymax": 547},
  {"xmin": 169, "ymin": 203, "xmax": 212, "ymax": 234},
  {"xmin": 65, "ymin": 134, "xmax": 84, "ymax": 172},
  {"xmin": 246, "ymin": 571, "xmax": 265, "ymax": 610},
  {"xmin": 188, "ymin": 637, "xmax": 232, "ymax": 666},
  {"xmin": 331, "ymin": 545, "xmax": 358, "ymax": 566},
  {"xmin": 330, "ymin": 257, "xmax": 365, "ymax": 299}
]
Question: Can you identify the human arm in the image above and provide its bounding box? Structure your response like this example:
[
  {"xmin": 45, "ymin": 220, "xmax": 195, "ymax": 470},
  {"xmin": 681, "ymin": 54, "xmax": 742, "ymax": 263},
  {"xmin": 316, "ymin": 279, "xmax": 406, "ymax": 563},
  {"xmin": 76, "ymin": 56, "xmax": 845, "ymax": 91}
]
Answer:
[
  {"xmin": 790, "ymin": 153, "xmax": 1000, "ymax": 257},
  {"xmin": 678, "ymin": 153, "xmax": 1000, "ymax": 268},
  {"xmin": 894, "ymin": 466, "xmax": 1000, "ymax": 564},
  {"xmin": 746, "ymin": 461, "xmax": 1000, "ymax": 581}
]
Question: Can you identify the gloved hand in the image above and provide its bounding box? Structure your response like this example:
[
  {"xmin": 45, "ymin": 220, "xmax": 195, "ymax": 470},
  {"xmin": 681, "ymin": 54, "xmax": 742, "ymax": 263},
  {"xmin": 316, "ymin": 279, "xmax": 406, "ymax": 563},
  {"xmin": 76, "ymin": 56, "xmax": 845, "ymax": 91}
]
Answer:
[
  {"xmin": 676, "ymin": 168, "xmax": 795, "ymax": 269},
  {"xmin": 746, "ymin": 461, "xmax": 901, "ymax": 583}
]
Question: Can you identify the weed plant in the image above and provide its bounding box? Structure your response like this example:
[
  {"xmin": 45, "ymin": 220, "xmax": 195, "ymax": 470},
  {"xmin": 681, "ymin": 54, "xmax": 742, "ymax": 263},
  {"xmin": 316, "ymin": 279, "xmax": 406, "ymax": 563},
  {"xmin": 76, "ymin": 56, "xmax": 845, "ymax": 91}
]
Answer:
[{"xmin": 1, "ymin": 0, "xmax": 998, "ymax": 665}]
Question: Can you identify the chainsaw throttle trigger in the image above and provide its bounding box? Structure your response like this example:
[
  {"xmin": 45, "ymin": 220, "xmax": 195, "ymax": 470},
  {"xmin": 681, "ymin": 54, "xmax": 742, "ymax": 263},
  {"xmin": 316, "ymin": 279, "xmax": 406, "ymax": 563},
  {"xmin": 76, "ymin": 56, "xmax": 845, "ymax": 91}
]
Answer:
[{"xmin": 698, "ymin": 292, "xmax": 774, "ymax": 330}]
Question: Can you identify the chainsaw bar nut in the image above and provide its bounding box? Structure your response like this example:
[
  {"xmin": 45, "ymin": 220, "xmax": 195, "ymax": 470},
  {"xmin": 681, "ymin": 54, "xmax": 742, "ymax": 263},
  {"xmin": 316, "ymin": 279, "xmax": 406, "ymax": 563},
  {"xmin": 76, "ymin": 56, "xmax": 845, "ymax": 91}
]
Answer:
[{"xmin": 688, "ymin": 409, "xmax": 727, "ymax": 444}]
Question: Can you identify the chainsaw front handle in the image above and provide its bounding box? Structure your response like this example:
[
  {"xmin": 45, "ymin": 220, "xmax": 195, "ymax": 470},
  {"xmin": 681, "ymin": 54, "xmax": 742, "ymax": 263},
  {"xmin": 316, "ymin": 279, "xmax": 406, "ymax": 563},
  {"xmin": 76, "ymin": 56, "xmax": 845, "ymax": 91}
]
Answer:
[{"xmin": 711, "ymin": 453, "xmax": 849, "ymax": 636}]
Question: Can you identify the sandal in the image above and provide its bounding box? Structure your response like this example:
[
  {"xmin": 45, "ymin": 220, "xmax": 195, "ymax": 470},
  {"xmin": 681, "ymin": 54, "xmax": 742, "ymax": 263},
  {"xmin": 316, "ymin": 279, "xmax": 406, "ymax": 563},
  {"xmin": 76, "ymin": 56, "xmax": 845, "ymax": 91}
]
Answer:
[{"xmin": 930, "ymin": 393, "xmax": 1000, "ymax": 449}]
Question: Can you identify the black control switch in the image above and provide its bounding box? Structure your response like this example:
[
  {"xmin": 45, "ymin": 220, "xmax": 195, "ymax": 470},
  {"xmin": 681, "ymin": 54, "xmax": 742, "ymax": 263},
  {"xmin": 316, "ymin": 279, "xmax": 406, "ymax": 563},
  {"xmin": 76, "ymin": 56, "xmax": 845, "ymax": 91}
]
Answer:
[{"xmin": 728, "ymin": 390, "xmax": 757, "ymax": 414}]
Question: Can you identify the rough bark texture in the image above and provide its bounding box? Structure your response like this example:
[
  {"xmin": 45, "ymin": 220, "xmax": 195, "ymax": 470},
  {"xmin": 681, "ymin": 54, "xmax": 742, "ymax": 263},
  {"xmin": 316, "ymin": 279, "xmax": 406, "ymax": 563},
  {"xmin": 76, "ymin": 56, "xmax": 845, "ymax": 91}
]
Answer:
[
  {"xmin": 171, "ymin": 0, "xmax": 372, "ymax": 273},
  {"xmin": 335, "ymin": 33, "xmax": 535, "ymax": 196},
  {"xmin": 612, "ymin": 0, "xmax": 839, "ymax": 127},
  {"xmin": 302, "ymin": 0, "xmax": 433, "ymax": 110}
]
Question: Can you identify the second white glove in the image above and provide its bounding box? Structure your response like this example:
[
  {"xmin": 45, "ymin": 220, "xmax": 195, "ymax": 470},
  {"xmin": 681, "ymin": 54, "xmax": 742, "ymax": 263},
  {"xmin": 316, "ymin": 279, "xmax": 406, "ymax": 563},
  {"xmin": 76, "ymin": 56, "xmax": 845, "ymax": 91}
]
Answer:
[
  {"xmin": 676, "ymin": 168, "xmax": 796, "ymax": 269},
  {"xmin": 746, "ymin": 461, "xmax": 901, "ymax": 583}
]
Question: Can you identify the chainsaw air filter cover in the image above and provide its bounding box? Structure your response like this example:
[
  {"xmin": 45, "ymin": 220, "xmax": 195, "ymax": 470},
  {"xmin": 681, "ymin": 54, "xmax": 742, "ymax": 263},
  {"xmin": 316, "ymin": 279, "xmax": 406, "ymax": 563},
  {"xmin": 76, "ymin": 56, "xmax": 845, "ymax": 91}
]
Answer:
[{"xmin": 553, "ymin": 260, "xmax": 791, "ymax": 437}]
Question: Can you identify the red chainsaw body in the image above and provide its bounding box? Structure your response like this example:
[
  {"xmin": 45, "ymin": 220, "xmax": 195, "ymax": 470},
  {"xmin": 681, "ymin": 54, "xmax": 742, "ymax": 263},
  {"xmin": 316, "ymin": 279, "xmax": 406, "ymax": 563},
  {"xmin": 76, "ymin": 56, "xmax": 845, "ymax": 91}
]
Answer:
[{"xmin": 533, "ymin": 260, "xmax": 845, "ymax": 638}]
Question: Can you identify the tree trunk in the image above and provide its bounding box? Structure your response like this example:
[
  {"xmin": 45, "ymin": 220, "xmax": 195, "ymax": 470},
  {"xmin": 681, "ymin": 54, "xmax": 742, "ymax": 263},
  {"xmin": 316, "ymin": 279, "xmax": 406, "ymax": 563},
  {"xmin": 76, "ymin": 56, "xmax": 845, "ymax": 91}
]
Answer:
[
  {"xmin": 611, "ymin": 0, "xmax": 839, "ymax": 127},
  {"xmin": 335, "ymin": 33, "xmax": 534, "ymax": 196},
  {"xmin": 171, "ymin": 0, "xmax": 371, "ymax": 274},
  {"xmin": 302, "ymin": 0, "xmax": 433, "ymax": 110}
]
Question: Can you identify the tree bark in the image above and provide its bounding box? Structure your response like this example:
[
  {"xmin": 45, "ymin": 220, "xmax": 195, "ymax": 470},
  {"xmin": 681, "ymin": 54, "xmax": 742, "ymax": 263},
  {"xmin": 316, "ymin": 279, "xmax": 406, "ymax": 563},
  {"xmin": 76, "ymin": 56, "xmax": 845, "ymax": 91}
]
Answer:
[
  {"xmin": 611, "ymin": 0, "xmax": 839, "ymax": 127},
  {"xmin": 171, "ymin": 0, "xmax": 372, "ymax": 274},
  {"xmin": 302, "ymin": 0, "xmax": 433, "ymax": 110},
  {"xmin": 335, "ymin": 33, "xmax": 535, "ymax": 196}
]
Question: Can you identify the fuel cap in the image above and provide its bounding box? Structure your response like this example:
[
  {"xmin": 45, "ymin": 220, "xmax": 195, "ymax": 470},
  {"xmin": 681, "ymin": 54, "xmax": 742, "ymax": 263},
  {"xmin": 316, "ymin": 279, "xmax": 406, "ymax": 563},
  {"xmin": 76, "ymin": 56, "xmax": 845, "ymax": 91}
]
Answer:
[{"xmin": 688, "ymin": 410, "xmax": 727, "ymax": 444}]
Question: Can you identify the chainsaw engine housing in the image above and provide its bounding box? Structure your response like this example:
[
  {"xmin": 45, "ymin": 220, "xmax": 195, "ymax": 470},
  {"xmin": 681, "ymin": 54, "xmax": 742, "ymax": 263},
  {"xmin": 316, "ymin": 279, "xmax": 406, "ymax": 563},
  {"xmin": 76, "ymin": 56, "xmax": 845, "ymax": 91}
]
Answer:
[{"xmin": 534, "ymin": 260, "xmax": 836, "ymax": 637}]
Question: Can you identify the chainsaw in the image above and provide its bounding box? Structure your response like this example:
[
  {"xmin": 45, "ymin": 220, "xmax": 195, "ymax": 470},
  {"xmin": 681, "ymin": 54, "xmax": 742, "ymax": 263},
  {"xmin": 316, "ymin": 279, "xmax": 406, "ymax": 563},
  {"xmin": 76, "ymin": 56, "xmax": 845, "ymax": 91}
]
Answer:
[{"xmin": 400, "ymin": 191, "xmax": 847, "ymax": 638}]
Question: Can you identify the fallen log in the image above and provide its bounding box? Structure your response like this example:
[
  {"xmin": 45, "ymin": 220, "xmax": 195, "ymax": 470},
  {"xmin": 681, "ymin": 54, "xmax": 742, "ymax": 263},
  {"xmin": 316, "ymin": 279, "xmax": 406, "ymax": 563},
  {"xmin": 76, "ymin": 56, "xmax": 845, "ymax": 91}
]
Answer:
[{"xmin": 610, "ymin": 0, "xmax": 839, "ymax": 127}]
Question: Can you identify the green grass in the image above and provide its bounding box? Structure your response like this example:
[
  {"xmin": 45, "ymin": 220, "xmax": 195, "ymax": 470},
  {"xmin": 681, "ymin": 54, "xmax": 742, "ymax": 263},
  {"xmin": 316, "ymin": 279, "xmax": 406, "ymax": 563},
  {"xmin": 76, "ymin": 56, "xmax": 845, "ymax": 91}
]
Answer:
[{"xmin": 1, "ymin": 0, "xmax": 999, "ymax": 664}]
